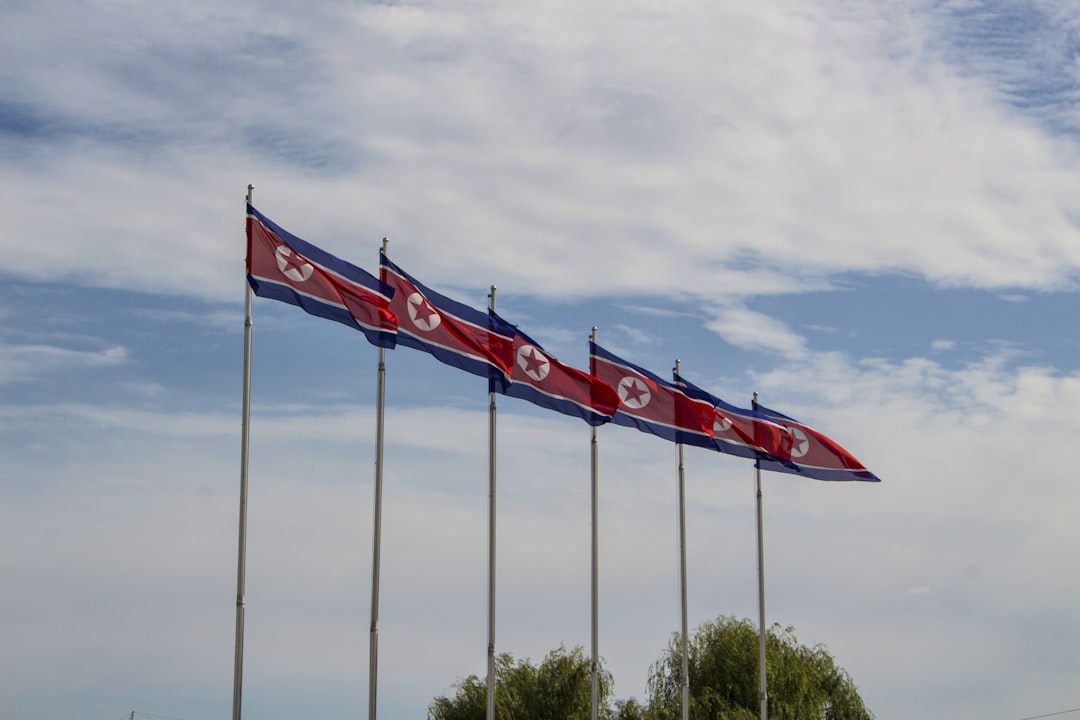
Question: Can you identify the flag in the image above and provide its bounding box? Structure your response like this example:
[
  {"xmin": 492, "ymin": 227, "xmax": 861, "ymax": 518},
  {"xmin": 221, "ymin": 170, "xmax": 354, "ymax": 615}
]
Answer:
[
  {"xmin": 674, "ymin": 374, "xmax": 794, "ymax": 462},
  {"xmin": 379, "ymin": 255, "xmax": 514, "ymax": 378},
  {"xmin": 589, "ymin": 342, "xmax": 714, "ymax": 446},
  {"xmin": 753, "ymin": 402, "xmax": 881, "ymax": 482},
  {"xmin": 246, "ymin": 204, "xmax": 397, "ymax": 347},
  {"xmin": 489, "ymin": 316, "xmax": 619, "ymax": 426}
]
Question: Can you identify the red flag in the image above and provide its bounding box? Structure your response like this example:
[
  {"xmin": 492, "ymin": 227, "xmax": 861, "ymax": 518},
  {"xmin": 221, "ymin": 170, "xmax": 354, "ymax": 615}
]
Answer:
[
  {"xmin": 590, "ymin": 342, "xmax": 713, "ymax": 445},
  {"xmin": 491, "ymin": 318, "xmax": 619, "ymax": 426},
  {"xmin": 380, "ymin": 255, "xmax": 513, "ymax": 378},
  {"xmin": 246, "ymin": 204, "xmax": 397, "ymax": 347},
  {"xmin": 675, "ymin": 373, "xmax": 794, "ymax": 461},
  {"xmin": 754, "ymin": 403, "xmax": 880, "ymax": 482}
]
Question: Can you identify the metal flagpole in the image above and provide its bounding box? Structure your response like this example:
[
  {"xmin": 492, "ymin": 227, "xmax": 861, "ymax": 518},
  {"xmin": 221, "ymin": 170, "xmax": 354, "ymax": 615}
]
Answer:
[
  {"xmin": 486, "ymin": 286, "xmax": 498, "ymax": 720},
  {"xmin": 232, "ymin": 184, "xmax": 255, "ymax": 720},
  {"xmin": 753, "ymin": 391, "xmax": 769, "ymax": 720},
  {"xmin": 368, "ymin": 238, "xmax": 390, "ymax": 720},
  {"xmin": 590, "ymin": 328, "xmax": 600, "ymax": 720},
  {"xmin": 674, "ymin": 360, "xmax": 690, "ymax": 720}
]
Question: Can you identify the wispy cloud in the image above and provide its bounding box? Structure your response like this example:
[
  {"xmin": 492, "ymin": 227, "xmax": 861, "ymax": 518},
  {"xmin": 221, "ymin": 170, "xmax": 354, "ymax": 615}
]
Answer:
[
  {"xmin": 134, "ymin": 307, "xmax": 240, "ymax": 331},
  {"xmin": 2, "ymin": 3, "xmax": 1080, "ymax": 720},
  {"xmin": 3, "ymin": 2, "xmax": 1080, "ymax": 305},
  {"xmin": 933, "ymin": 1, "xmax": 1080, "ymax": 135},
  {"xmin": 705, "ymin": 305, "xmax": 807, "ymax": 358},
  {"xmin": 0, "ymin": 343, "xmax": 128, "ymax": 384},
  {"xmin": 613, "ymin": 323, "xmax": 656, "ymax": 346},
  {"xmin": 5, "ymin": 342, "xmax": 1079, "ymax": 719}
]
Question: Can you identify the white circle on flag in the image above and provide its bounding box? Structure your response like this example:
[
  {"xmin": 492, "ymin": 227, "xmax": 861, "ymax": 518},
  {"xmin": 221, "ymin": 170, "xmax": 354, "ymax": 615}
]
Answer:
[
  {"xmin": 714, "ymin": 415, "xmax": 732, "ymax": 433},
  {"xmin": 789, "ymin": 426, "xmax": 810, "ymax": 458},
  {"xmin": 517, "ymin": 344, "xmax": 550, "ymax": 381},
  {"xmin": 618, "ymin": 376, "xmax": 651, "ymax": 409},
  {"xmin": 275, "ymin": 246, "xmax": 314, "ymax": 282},
  {"xmin": 407, "ymin": 292, "xmax": 442, "ymax": 331}
]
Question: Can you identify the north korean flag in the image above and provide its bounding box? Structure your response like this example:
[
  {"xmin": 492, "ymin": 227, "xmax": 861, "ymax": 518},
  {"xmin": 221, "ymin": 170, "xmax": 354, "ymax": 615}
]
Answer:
[
  {"xmin": 753, "ymin": 402, "xmax": 881, "ymax": 482},
  {"xmin": 246, "ymin": 204, "xmax": 397, "ymax": 348},
  {"xmin": 674, "ymin": 374, "xmax": 794, "ymax": 463},
  {"xmin": 380, "ymin": 255, "xmax": 514, "ymax": 378},
  {"xmin": 589, "ymin": 342, "xmax": 714, "ymax": 446},
  {"xmin": 489, "ymin": 317, "xmax": 619, "ymax": 426}
]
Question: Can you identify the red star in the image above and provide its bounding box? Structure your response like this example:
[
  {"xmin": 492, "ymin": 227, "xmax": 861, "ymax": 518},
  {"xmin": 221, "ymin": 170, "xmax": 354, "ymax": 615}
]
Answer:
[
  {"xmin": 713, "ymin": 412, "xmax": 733, "ymax": 433},
  {"xmin": 277, "ymin": 245, "xmax": 313, "ymax": 280},
  {"xmin": 790, "ymin": 428, "xmax": 811, "ymax": 457},
  {"xmin": 520, "ymin": 347, "xmax": 548, "ymax": 377},
  {"xmin": 410, "ymin": 296, "xmax": 439, "ymax": 326},
  {"xmin": 620, "ymin": 377, "xmax": 649, "ymax": 405}
]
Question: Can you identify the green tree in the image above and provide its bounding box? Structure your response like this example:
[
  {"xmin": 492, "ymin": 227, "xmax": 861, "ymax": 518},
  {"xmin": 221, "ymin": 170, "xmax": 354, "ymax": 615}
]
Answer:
[
  {"xmin": 429, "ymin": 645, "xmax": 613, "ymax": 720},
  {"xmin": 430, "ymin": 618, "xmax": 871, "ymax": 720},
  {"xmin": 646, "ymin": 616, "xmax": 873, "ymax": 720}
]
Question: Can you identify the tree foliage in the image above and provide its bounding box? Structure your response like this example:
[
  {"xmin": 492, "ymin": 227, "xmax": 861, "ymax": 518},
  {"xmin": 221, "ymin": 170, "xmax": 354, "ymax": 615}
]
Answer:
[
  {"xmin": 429, "ymin": 617, "xmax": 872, "ymax": 720},
  {"xmin": 429, "ymin": 645, "xmax": 612, "ymax": 720},
  {"xmin": 645, "ymin": 616, "xmax": 873, "ymax": 720}
]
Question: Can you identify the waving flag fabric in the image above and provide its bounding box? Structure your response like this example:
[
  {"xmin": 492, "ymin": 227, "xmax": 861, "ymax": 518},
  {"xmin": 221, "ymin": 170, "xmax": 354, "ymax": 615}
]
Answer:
[
  {"xmin": 246, "ymin": 204, "xmax": 397, "ymax": 348},
  {"xmin": 674, "ymin": 374, "xmax": 794, "ymax": 462},
  {"xmin": 380, "ymin": 255, "xmax": 514, "ymax": 378},
  {"xmin": 589, "ymin": 342, "xmax": 714, "ymax": 446},
  {"xmin": 753, "ymin": 402, "xmax": 881, "ymax": 482},
  {"xmin": 489, "ymin": 316, "xmax": 619, "ymax": 426}
]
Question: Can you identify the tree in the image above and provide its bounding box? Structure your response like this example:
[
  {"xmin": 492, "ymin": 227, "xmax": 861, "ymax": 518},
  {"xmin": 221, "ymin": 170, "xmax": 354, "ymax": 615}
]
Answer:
[
  {"xmin": 645, "ymin": 616, "xmax": 873, "ymax": 720},
  {"xmin": 429, "ymin": 645, "xmax": 613, "ymax": 720},
  {"xmin": 429, "ymin": 618, "xmax": 872, "ymax": 720}
]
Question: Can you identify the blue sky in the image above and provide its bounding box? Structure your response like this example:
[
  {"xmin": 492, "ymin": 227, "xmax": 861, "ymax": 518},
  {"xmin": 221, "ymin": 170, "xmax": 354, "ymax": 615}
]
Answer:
[{"xmin": 2, "ymin": 2, "xmax": 1079, "ymax": 719}]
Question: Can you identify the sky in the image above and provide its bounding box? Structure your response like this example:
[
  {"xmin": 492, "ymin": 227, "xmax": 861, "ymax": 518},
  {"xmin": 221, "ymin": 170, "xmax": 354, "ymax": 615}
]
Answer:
[{"xmin": 2, "ymin": 1, "xmax": 1079, "ymax": 719}]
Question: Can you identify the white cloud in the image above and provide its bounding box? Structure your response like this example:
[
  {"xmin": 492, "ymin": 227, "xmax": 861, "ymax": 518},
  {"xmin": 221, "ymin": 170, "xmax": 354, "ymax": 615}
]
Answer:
[
  {"xmin": 135, "ymin": 307, "xmax": 241, "ymax": 331},
  {"xmin": 120, "ymin": 381, "xmax": 169, "ymax": 397},
  {"xmin": 3, "ymin": 3, "xmax": 1080, "ymax": 720},
  {"xmin": 5, "ymin": 342, "xmax": 1078, "ymax": 718},
  {"xmin": 613, "ymin": 323, "xmax": 656, "ymax": 346},
  {"xmin": 0, "ymin": 343, "xmax": 128, "ymax": 384},
  {"xmin": 705, "ymin": 305, "xmax": 808, "ymax": 358},
  {"xmin": 3, "ymin": 2, "xmax": 1080, "ymax": 308}
]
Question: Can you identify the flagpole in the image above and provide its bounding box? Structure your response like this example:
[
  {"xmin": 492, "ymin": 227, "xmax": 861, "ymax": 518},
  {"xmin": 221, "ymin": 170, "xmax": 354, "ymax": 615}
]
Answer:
[
  {"xmin": 590, "ymin": 328, "xmax": 600, "ymax": 720},
  {"xmin": 486, "ymin": 285, "xmax": 498, "ymax": 720},
  {"xmin": 368, "ymin": 238, "xmax": 390, "ymax": 720},
  {"xmin": 674, "ymin": 360, "xmax": 690, "ymax": 720},
  {"xmin": 753, "ymin": 391, "xmax": 768, "ymax": 720},
  {"xmin": 232, "ymin": 184, "xmax": 255, "ymax": 720}
]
